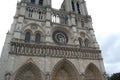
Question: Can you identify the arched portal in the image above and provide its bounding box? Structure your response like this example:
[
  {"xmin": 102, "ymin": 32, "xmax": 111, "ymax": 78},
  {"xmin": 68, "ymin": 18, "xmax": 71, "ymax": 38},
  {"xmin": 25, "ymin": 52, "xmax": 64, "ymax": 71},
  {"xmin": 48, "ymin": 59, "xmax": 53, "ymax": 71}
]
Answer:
[
  {"xmin": 51, "ymin": 59, "xmax": 79, "ymax": 80},
  {"xmin": 84, "ymin": 63, "xmax": 102, "ymax": 80},
  {"xmin": 14, "ymin": 62, "xmax": 43, "ymax": 80}
]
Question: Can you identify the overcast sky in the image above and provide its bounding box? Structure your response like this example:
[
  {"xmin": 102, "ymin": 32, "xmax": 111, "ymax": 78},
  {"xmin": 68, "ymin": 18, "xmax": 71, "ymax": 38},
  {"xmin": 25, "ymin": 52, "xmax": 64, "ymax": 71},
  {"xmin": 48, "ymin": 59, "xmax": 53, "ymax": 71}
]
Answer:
[{"xmin": 0, "ymin": 0, "xmax": 120, "ymax": 75}]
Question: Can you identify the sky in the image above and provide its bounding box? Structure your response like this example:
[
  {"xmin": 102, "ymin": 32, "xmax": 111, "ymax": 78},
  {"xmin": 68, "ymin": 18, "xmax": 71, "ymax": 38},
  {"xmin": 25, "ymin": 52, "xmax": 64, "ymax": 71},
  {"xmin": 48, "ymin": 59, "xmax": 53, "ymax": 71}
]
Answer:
[{"xmin": 0, "ymin": 0, "xmax": 120, "ymax": 75}]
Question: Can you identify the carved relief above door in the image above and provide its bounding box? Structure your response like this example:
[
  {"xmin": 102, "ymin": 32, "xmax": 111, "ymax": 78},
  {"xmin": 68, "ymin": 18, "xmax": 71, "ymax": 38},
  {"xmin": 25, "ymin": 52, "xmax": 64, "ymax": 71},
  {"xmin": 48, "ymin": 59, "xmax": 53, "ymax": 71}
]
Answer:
[
  {"xmin": 14, "ymin": 62, "xmax": 43, "ymax": 80},
  {"xmin": 51, "ymin": 59, "xmax": 79, "ymax": 80},
  {"xmin": 84, "ymin": 63, "xmax": 102, "ymax": 80},
  {"xmin": 54, "ymin": 67, "xmax": 69, "ymax": 80}
]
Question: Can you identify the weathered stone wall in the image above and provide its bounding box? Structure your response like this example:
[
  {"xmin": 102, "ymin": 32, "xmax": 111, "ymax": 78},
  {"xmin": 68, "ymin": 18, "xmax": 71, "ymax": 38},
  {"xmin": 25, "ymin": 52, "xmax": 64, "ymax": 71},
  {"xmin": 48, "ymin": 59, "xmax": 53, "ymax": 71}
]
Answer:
[{"xmin": 0, "ymin": 0, "xmax": 106, "ymax": 80}]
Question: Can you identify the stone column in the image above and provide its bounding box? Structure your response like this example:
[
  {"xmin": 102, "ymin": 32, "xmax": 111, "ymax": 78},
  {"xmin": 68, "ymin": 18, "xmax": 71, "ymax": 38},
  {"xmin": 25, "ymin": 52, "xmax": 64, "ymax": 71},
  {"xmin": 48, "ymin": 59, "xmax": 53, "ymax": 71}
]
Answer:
[
  {"xmin": 103, "ymin": 72, "xmax": 108, "ymax": 80},
  {"xmin": 71, "ymin": 14, "xmax": 76, "ymax": 26},
  {"xmin": 71, "ymin": 14, "xmax": 79, "ymax": 45},
  {"xmin": 13, "ymin": 23, "xmax": 23, "ymax": 39},
  {"xmin": 90, "ymin": 29, "xmax": 99, "ymax": 48},
  {"xmin": 5, "ymin": 73, "xmax": 11, "ymax": 80},
  {"xmin": 67, "ymin": 15, "xmax": 72, "ymax": 26},
  {"xmin": 19, "ymin": 2, "xmax": 26, "ymax": 16},
  {"xmin": 72, "ymin": 26, "xmax": 78, "ymax": 44},
  {"xmin": 86, "ymin": 17, "xmax": 99, "ymax": 48},
  {"xmin": 81, "ymin": 0, "xmax": 88, "ymax": 15},
  {"xmin": 45, "ymin": 8, "xmax": 52, "ymax": 43},
  {"xmin": 46, "ymin": 72, "xmax": 50, "ymax": 80},
  {"xmin": 13, "ymin": 2, "xmax": 25, "ymax": 39},
  {"xmin": 80, "ymin": 73, "xmax": 85, "ymax": 80},
  {"xmin": 45, "ymin": 0, "xmax": 51, "ymax": 7},
  {"xmin": 65, "ymin": 0, "xmax": 72, "ymax": 12}
]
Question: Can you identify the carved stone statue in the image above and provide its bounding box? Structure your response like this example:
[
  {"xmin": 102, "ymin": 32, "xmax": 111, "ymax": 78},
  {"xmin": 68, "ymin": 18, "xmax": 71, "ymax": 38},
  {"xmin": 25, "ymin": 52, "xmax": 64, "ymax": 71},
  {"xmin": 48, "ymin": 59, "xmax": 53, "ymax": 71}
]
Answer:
[
  {"xmin": 5, "ymin": 73, "xmax": 11, "ymax": 80},
  {"xmin": 46, "ymin": 73, "xmax": 50, "ymax": 80}
]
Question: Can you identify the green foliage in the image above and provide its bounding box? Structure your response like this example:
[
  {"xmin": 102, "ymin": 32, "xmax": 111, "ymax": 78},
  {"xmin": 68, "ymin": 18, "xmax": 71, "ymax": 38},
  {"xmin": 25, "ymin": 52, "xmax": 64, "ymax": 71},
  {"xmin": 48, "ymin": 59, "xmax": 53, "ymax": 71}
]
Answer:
[{"xmin": 109, "ymin": 73, "xmax": 120, "ymax": 80}]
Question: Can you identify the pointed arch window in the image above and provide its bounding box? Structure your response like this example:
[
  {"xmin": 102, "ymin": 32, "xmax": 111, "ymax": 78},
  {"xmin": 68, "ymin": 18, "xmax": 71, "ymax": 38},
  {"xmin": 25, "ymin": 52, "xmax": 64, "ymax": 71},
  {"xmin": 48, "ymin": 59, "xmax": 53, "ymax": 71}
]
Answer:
[
  {"xmin": 35, "ymin": 33, "xmax": 41, "ymax": 43},
  {"xmin": 39, "ymin": 0, "xmax": 43, "ymax": 5},
  {"xmin": 28, "ymin": 9, "xmax": 33, "ymax": 18},
  {"xmin": 25, "ymin": 32, "xmax": 31, "ymax": 42},
  {"xmin": 31, "ymin": 0, "xmax": 35, "ymax": 4},
  {"xmin": 77, "ymin": 2, "xmax": 81, "ymax": 14},
  {"xmin": 71, "ymin": 1, "xmax": 75, "ymax": 11}
]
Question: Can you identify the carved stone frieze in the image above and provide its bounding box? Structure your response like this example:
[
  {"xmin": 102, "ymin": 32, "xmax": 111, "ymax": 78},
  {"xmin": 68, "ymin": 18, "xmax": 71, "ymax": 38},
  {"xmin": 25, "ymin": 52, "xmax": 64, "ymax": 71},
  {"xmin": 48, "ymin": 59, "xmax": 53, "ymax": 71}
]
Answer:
[{"xmin": 9, "ymin": 41, "xmax": 102, "ymax": 59}]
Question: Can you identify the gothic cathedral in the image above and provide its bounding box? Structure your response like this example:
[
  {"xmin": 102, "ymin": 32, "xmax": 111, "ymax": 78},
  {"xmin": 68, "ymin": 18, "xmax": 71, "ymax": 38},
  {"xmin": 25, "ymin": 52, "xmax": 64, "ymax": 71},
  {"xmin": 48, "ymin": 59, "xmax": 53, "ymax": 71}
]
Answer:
[{"xmin": 0, "ymin": 0, "xmax": 107, "ymax": 80}]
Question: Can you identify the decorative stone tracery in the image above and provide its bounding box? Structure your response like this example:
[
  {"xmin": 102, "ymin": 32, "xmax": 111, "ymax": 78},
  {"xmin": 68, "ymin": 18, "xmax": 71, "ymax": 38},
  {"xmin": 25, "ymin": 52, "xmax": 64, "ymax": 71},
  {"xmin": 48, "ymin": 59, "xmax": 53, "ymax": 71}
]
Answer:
[
  {"xmin": 10, "ymin": 41, "xmax": 102, "ymax": 59},
  {"xmin": 26, "ymin": 6, "xmax": 46, "ymax": 20}
]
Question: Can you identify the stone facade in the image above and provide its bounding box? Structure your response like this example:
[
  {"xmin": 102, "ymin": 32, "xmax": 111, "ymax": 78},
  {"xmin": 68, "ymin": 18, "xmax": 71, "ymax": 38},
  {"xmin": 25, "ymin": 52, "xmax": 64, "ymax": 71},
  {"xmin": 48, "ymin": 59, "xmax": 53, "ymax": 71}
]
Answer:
[{"xmin": 0, "ymin": 0, "xmax": 107, "ymax": 80}]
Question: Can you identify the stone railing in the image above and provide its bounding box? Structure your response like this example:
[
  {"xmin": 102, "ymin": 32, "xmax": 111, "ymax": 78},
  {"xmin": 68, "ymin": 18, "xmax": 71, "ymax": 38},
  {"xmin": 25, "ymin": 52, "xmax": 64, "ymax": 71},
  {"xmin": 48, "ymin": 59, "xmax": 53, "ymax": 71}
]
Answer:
[{"xmin": 9, "ymin": 41, "xmax": 102, "ymax": 59}]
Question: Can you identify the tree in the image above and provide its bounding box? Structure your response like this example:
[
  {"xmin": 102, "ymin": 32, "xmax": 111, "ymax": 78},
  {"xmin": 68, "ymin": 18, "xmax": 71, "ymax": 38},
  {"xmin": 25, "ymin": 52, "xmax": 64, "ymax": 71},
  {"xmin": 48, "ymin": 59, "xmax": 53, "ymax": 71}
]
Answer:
[{"xmin": 110, "ymin": 73, "xmax": 120, "ymax": 80}]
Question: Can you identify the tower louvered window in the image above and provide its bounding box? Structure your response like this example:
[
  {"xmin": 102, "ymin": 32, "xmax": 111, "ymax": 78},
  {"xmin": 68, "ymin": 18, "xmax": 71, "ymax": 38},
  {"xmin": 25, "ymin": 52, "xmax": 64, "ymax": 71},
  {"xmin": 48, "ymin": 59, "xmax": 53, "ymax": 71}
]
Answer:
[
  {"xmin": 39, "ymin": 0, "xmax": 43, "ymax": 5},
  {"xmin": 31, "ymin": 0, "xmax": 35, "ymax": 4},
  {"xmin": 71, "ymin": 1, "xmax": 75, "ymax": 11},
  {"xmin": 77, "ymin": 2, "xmax": 81, "ymax": 14}
]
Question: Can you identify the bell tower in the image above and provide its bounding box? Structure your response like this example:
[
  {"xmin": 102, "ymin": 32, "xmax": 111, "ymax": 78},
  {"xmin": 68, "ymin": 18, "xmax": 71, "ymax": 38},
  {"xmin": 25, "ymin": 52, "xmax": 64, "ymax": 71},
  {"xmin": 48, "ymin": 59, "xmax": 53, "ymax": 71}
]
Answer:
[
  {"xmin": 21, "ymin": 0, "xmax": 51, "ymax": 7},
  {"xmin": 0, "ymin": 0, "xmax": 107, "ymax": 80},
  {"xmin": 61, "ymin": 0, "xmax": 88, "ymax": 15}
]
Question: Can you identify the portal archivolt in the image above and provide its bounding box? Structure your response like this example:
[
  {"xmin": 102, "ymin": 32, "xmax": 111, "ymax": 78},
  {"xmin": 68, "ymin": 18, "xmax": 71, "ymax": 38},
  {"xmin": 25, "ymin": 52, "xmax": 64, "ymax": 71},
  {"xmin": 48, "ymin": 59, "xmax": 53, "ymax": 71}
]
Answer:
[
  {"xmin": 84, "ymin": 63, "xmax": 102, "ymax": 80},
  {"xmin": 14, "ymin": 62, "xmax": 43, "ymax": 80},
  {"xmin": 51, "ymin": 59, "xmax": 79, "ymax": 80}
]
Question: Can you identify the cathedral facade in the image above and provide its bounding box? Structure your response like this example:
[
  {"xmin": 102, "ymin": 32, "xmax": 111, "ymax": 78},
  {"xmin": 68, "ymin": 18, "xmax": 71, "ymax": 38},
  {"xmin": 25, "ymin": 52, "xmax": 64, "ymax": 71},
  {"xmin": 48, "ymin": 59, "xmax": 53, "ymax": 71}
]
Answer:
[{"xmin": 0, "ymin": 0, "xmax": 107, "ymax": 80}]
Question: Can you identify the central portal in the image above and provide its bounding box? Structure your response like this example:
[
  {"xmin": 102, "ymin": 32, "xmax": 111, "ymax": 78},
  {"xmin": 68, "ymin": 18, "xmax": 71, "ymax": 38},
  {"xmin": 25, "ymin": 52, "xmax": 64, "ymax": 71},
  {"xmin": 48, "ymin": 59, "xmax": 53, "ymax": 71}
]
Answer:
[
  {"xmin": 52, "ymin": 59, "xmax": 79, "ymax": 80},
  {"xmin": 54, "ymin": 68, "xmax": 69, "ymax": 80}
]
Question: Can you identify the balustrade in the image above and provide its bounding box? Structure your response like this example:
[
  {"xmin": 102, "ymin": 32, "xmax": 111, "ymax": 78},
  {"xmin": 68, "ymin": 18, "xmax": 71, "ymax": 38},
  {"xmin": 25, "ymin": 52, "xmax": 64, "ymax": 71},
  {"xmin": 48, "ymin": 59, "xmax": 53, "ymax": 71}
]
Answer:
[{"xmin": 9, "ymin": 41, "xmax": 102, "ymax": 59}]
